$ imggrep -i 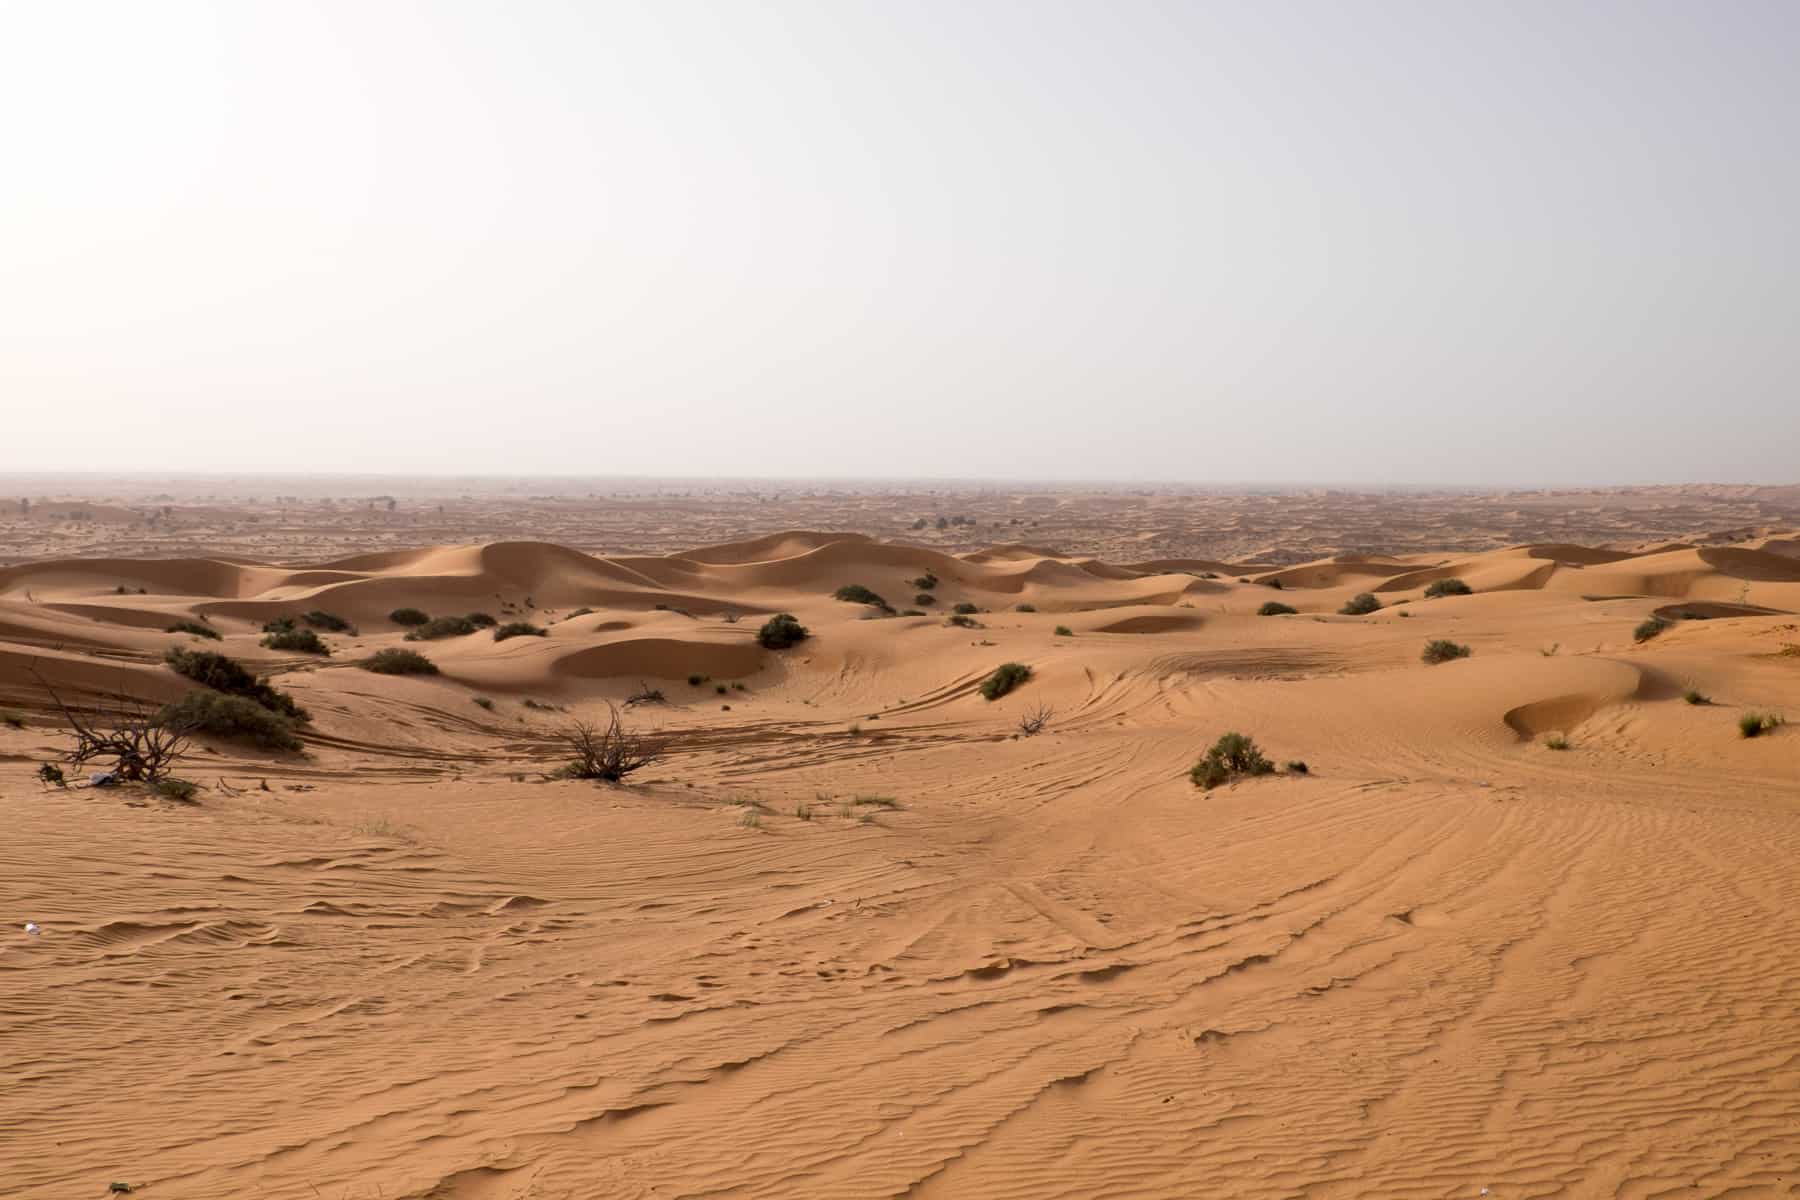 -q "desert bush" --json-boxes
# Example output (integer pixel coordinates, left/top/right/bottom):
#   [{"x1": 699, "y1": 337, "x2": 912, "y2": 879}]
[
  {"x1": 1684, "y1": 689, "x2": 1710, "y2": 706},
  {"x1": 1054, "y1": 625, "x2": 1073, "y2": 637},
  {"x1": 715, "y1": 683, "x2": 728, "y2": 694},
  {"x1": 1015, "y1": 603, "x2": 1036, "y2": 613},
  {"x1": 952, "y1": 602, "x2": 979, "y2": 615},
  {"x1": 363, "y1": 648, "x2": 439, "y2": 675},
  {"x1": 1339, "y1": 593, "x2": 1381, "y2": 616},
  {"x1": 158, "y1": 691, "x2": 301, "y2": 752},
  {"x1": 1424, "y1": 578, "x2": 1472, "y2": 598},
  {"x1": 627, "y1": 681, "x2": 667, "y2": 705},
  {"x1": 1739, "y1": 711, "x2": 1784, "y2": 738},
  {"x1": 1544, "y1": 735, "x2": 1571, "y2": 751},
  {"x1": 1018, "y1": 701, "x2": 1053, "y2": 736},
  {"x1": 472, "y1": 696, "x2": 495, "y2": 710},
  {"x1": 757, "y1": 613, "x2": 808, "y2": 649},
  {"x1": 910, "y1": 573, "x2": 939, "y2": 591},
  {"x1": 914, "y1": 593, "x2": 936, "y2": 606},
  {"x1": 262, "y1": 616, "x2": 296, "y2": 633},
  {"x1": 303, "y1": 610, "x2": 353, "y2": 632},
  {"x1": 493, "y1": 621, "x2": 547, "y2": 641},
  {"x1": 1189, "y1": 732, "x2": 1275, "y2": 790},
  {"x1": 464, "y1": 611, "x2": 498, "y2": 629},
  {"x1": 165, "y1": 648, "x2": 308, "y2": 720},
  {"x1": 37, "y1": 762, "x2": 66, "y2": 787},
  {"x1": 1633, "y1": 617, "x2": 1669, "y2": 643},
  {"x1": 946, "y1": 614, "x2": 979, "y2": 628},
  {"x1": 2, "y1": 709, "x2": 24, "y2": 729},
  {"x1": 559, "y1": 706, "x2": 659, "y2": 781},
  {"x1": 389, "y1": 607, "x2": 430, "y2": 627},
  {"x1": 1258, "y1": 601, "x2": 1297, "y2": 616},
  {"x1": 566, "y1": 607, "x2": 595, "y2": 620},
  {"x1": 979, "y1": 662, "x2": 1032, "y2": 701},
  {"x1": 166, "y1": 619, "x2": 221, "y2": 641},
  {"x1": 406, "y1": 615, "x2": 478, "y2": 641},
  {"x1": 261, "y1": 627, "x2": 330, "y2": 655},
  {"x1": 1421, "y1": 639, "x2": 1471, "y2": 665},
  {"x1": 833, "y1": 584, "x2": 891, "y2": 610},
  {"x1": 901, "y1": 609, "x2": 925, "y2": 616},
  {"x1": 1285, "y1": 760, "x2": 1309, "y2": 775},
  {"x1": 154, "y1": 777, "x2": 199, "y2": 801}
]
